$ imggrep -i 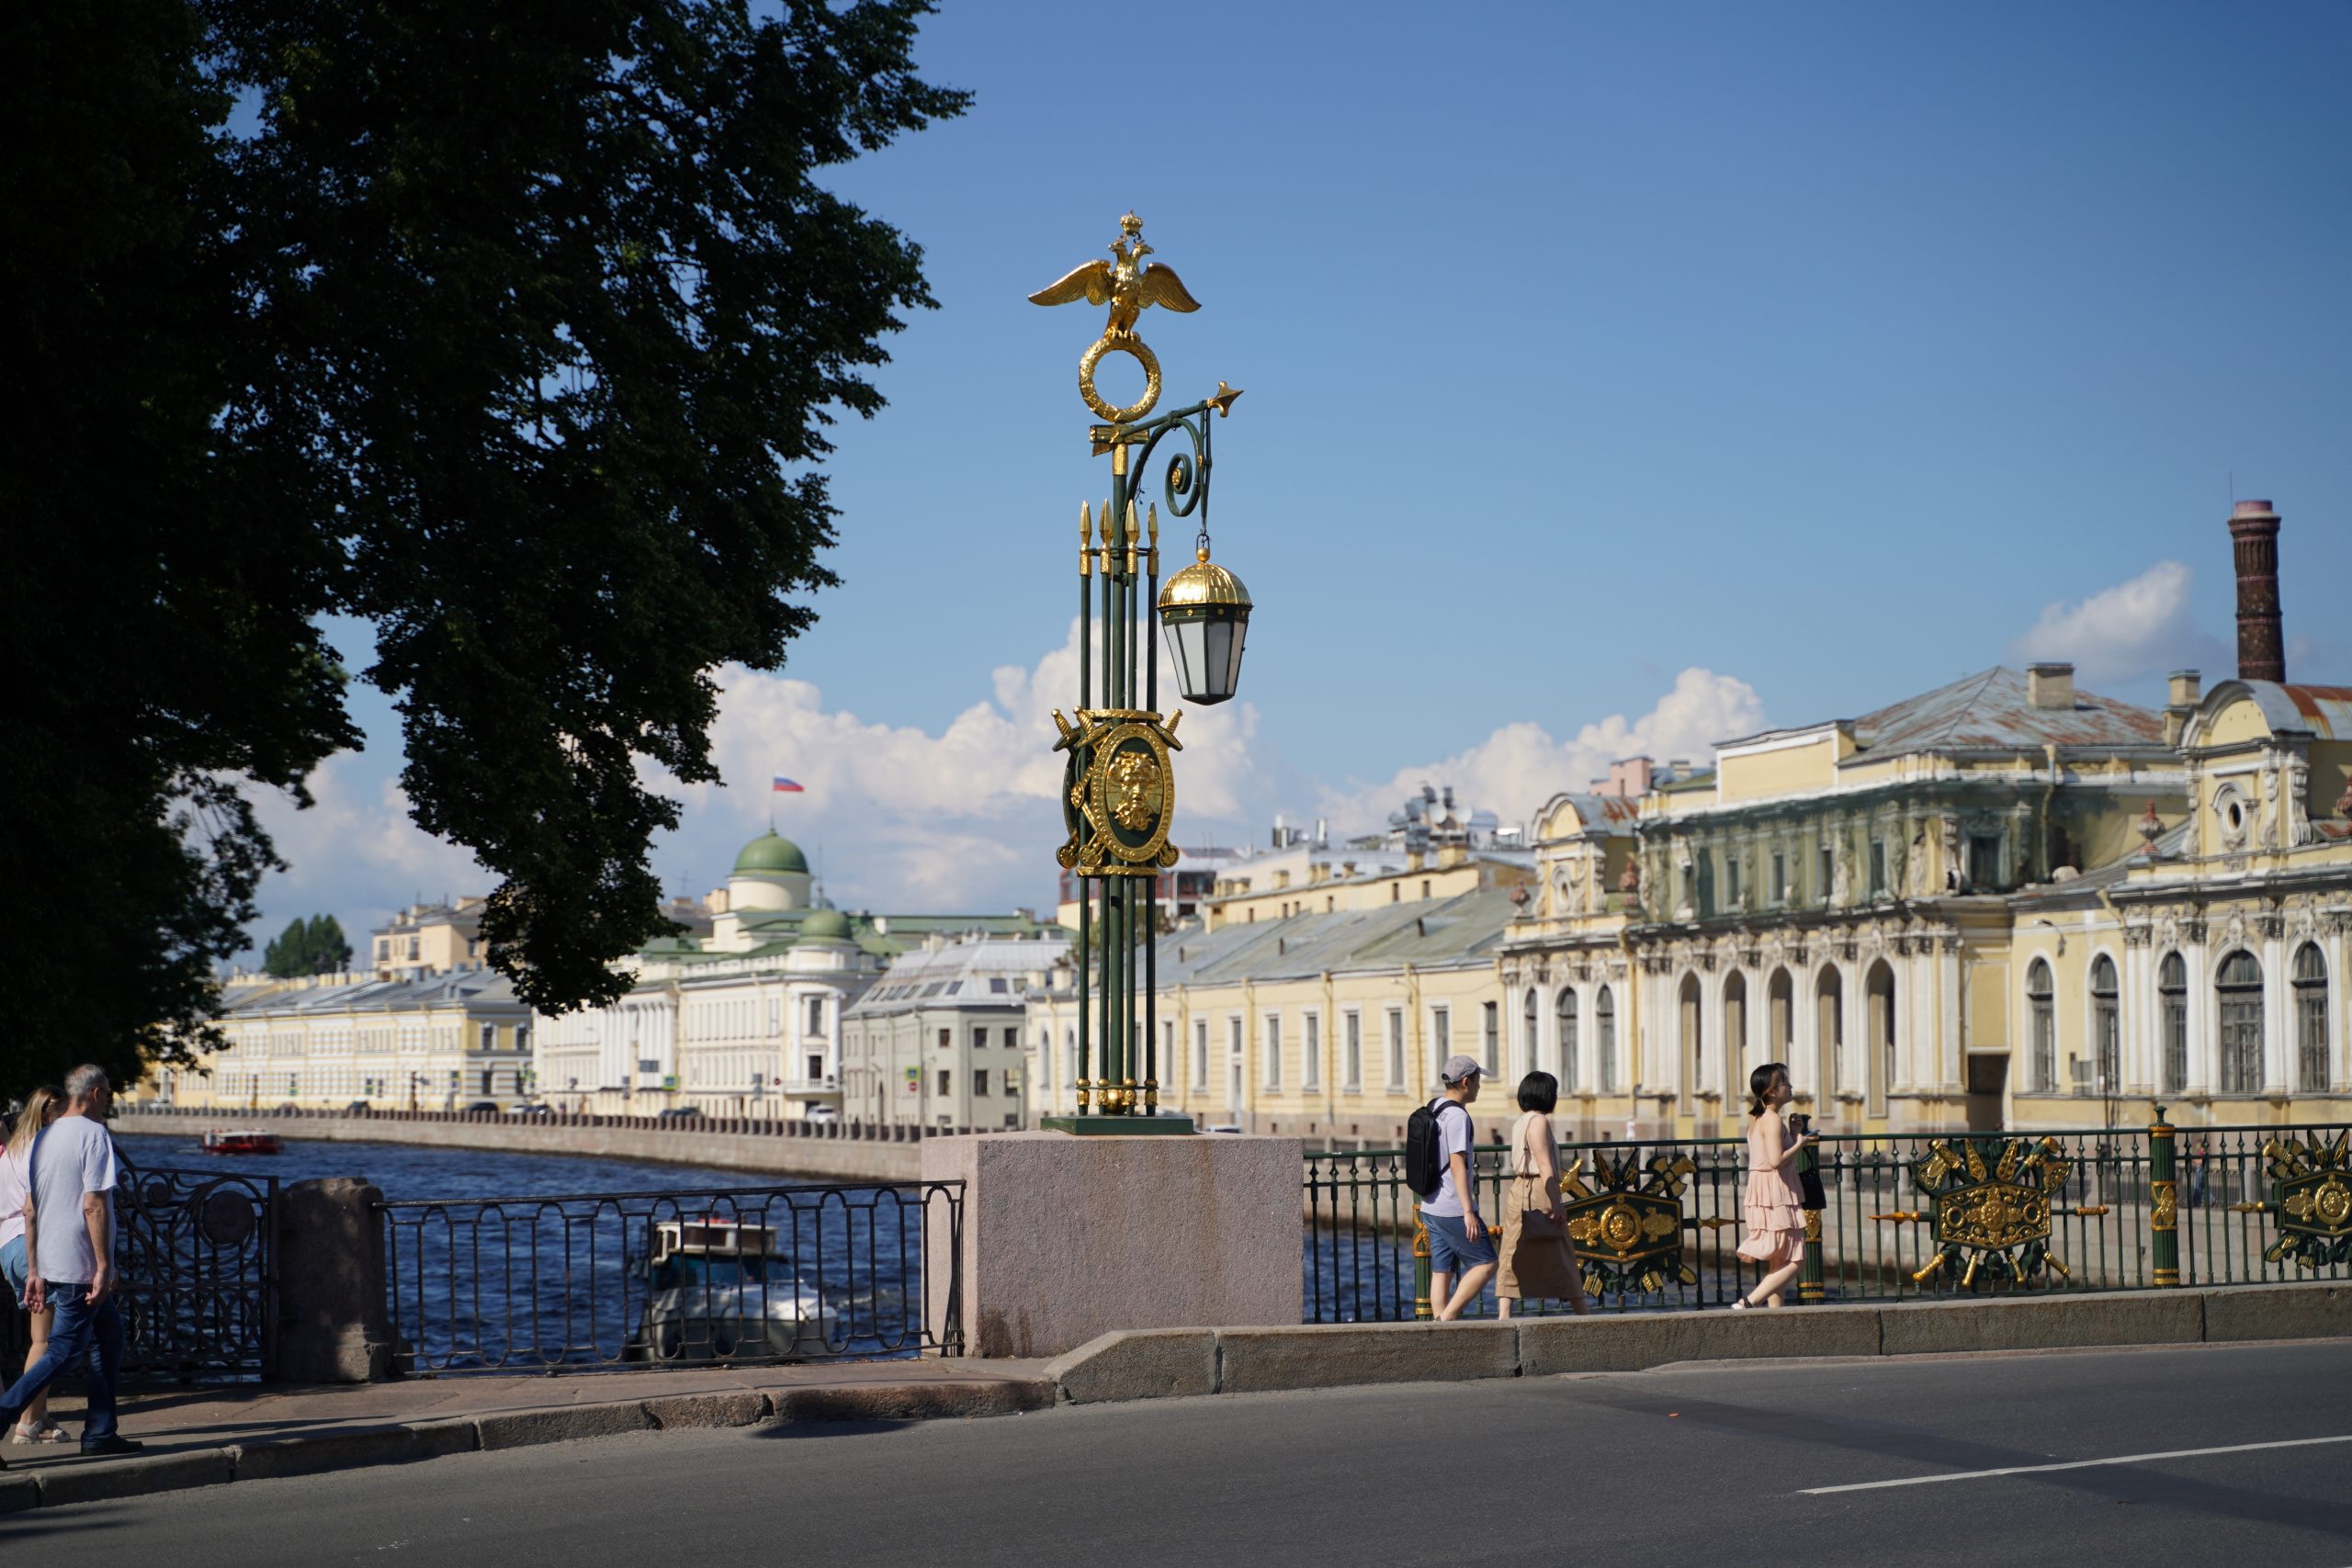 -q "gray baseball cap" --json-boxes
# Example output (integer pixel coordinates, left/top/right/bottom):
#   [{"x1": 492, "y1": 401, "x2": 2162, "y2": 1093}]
[{"x1": 1438, "y1": 1055, "x2": 1486, "y2": 1085}]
